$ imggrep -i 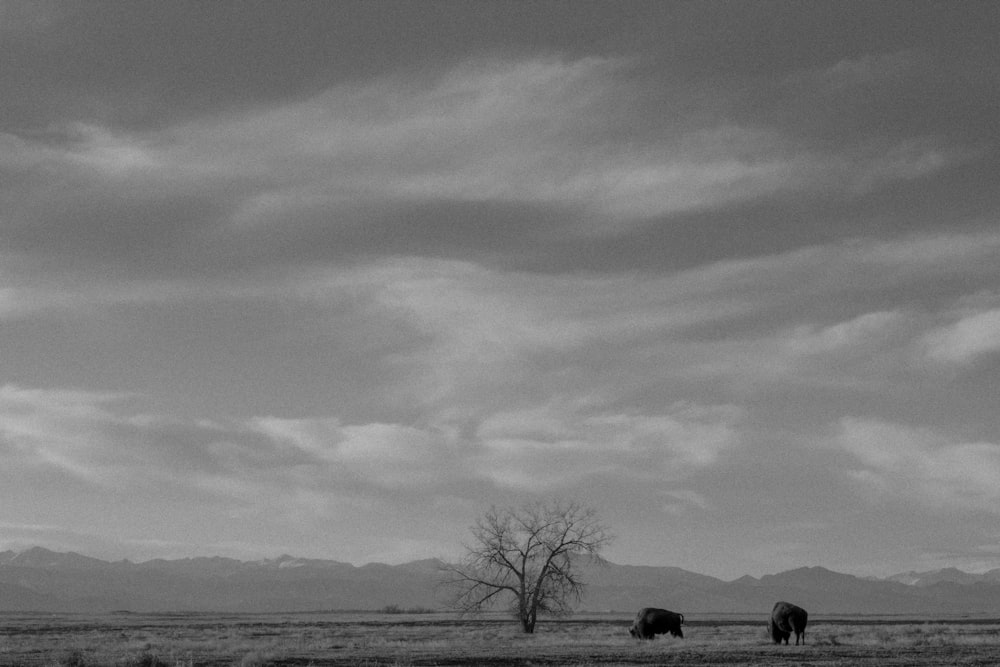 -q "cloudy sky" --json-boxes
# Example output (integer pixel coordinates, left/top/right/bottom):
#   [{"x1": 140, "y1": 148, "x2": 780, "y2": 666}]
[{"x1": 1, "y1": 1, "x2": 999, "y2": 580}]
